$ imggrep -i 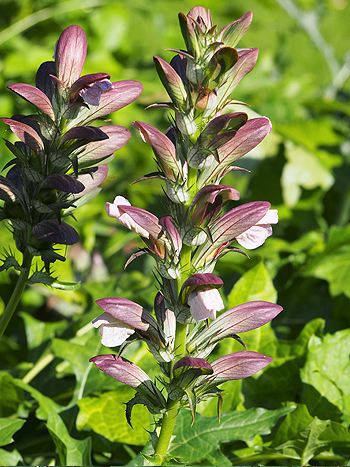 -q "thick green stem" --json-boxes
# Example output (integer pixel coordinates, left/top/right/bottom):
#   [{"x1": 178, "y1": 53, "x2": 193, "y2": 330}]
[
  {"x1": 153, "y1": 242, "x2": 192, "y2": 464},
  {"x1": 0, "y1": 252, "x2": 32, "y2": 338},
  {"x1": 153, "y1": 399, "x2": 179, "y2": 465}
]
